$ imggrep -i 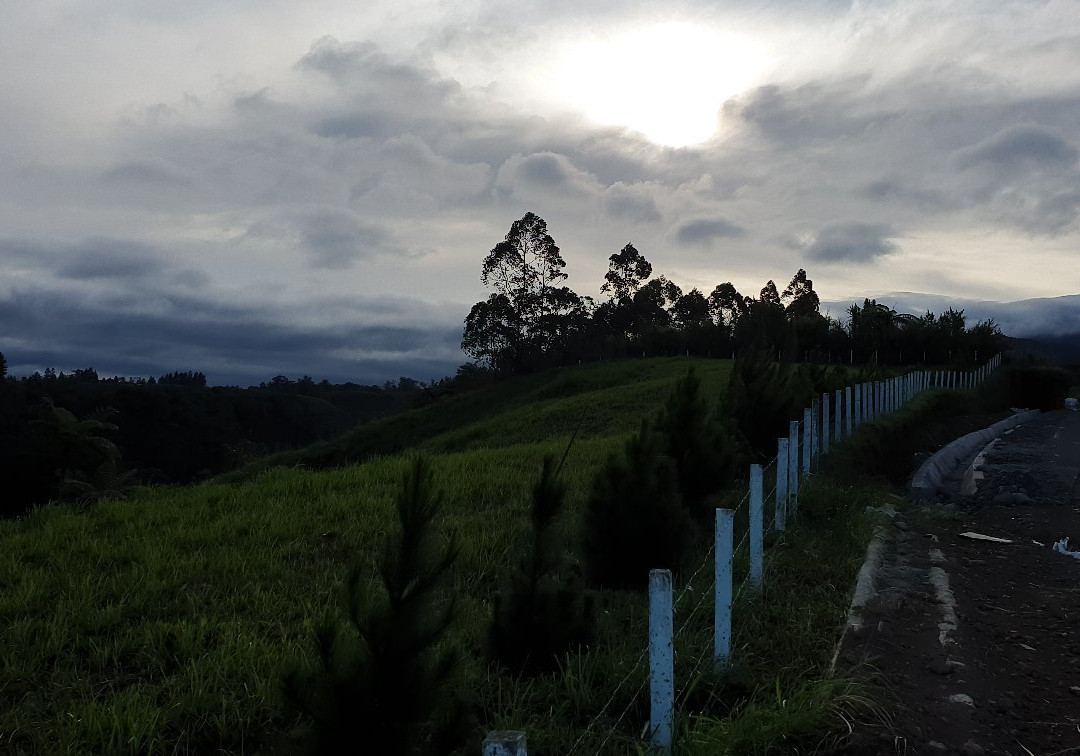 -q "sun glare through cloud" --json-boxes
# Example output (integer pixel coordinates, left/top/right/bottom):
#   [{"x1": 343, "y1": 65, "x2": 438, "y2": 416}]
[{"x1": 548, "y1": 22, "x2": 768, "y2": 147}]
